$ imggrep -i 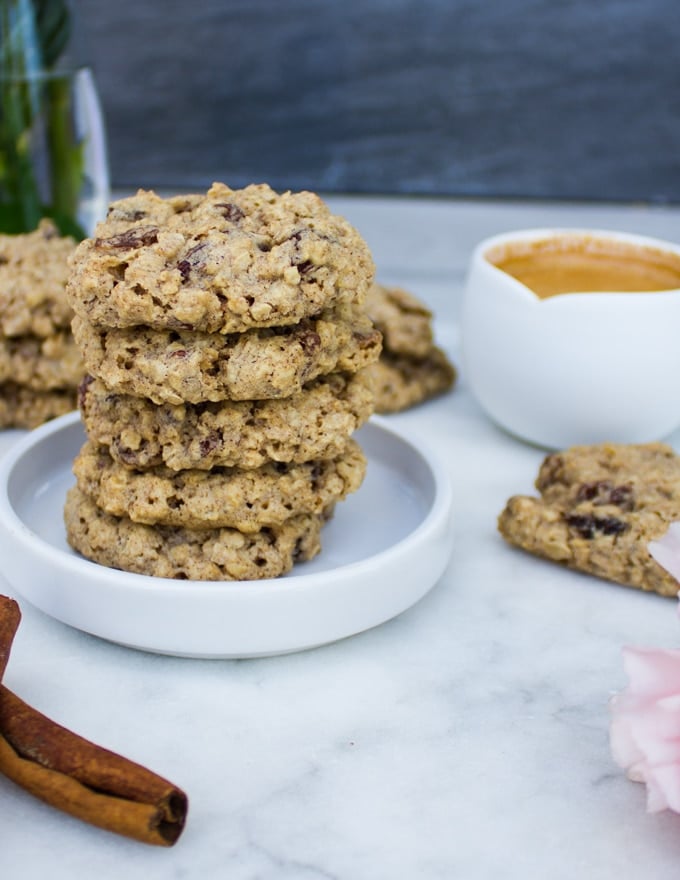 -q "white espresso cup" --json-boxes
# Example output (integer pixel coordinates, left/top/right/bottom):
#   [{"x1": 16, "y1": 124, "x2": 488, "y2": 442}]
[{"x1": 461, "y1": 227, "x2": 680, "y2": 449}]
